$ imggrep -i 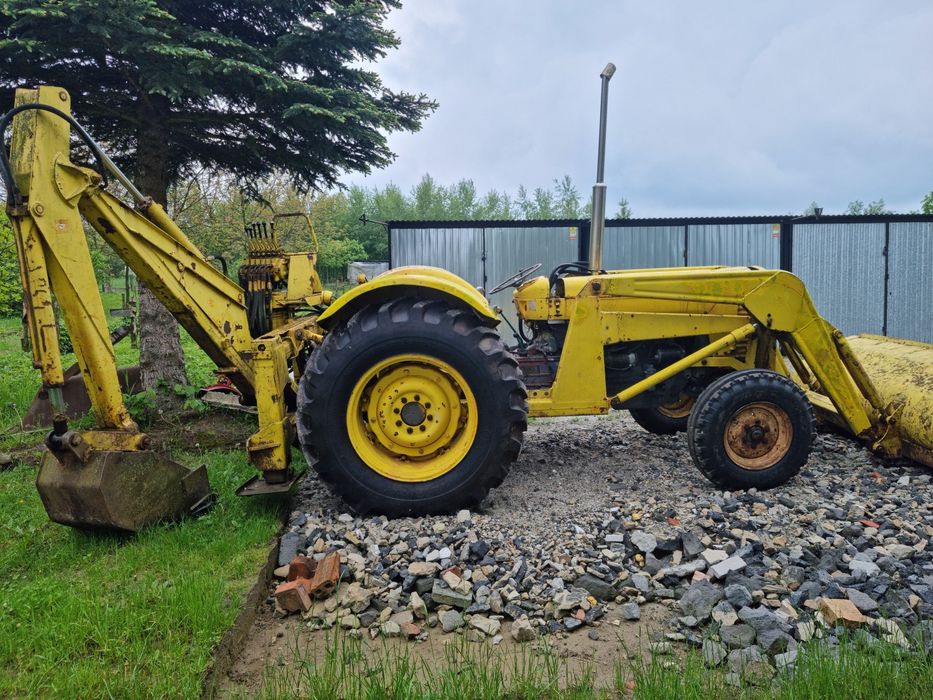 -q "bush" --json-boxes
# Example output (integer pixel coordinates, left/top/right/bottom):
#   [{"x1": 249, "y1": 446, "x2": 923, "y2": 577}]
[{"x1": 0, "y1": 215, "x2": 21, "y2": 317}]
